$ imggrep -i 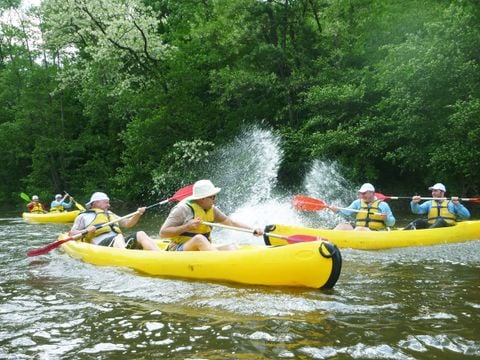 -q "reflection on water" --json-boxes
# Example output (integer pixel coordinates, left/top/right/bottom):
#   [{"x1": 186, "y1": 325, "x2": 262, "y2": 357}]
[{"x1": 1, "y1": 214, "x2": 479, "y2": 359}]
